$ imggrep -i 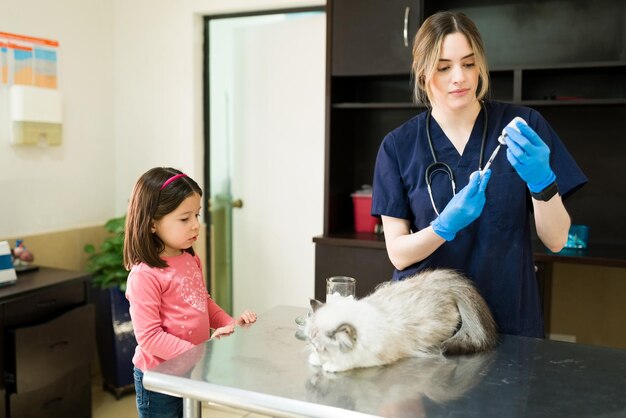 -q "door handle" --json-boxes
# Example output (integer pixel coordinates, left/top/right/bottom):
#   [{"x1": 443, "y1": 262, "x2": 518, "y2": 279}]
[
  {"x1": 403, "y1": 7, "x2": 411, "y2": 47},
  {"x1": 232, "y1": 199, "x2": 243, "y2": 209}
]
